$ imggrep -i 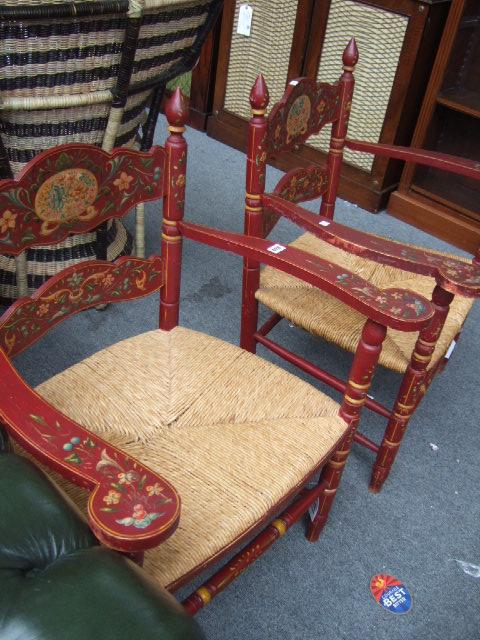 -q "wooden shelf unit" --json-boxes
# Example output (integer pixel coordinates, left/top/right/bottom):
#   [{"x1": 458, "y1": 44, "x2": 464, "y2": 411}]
[
  {"x1": 203, "y1": 0, "x2": 450, "y2": 213},
  {"x1": 389, "y1": 0, "x2": 480, "y2": 252}
]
